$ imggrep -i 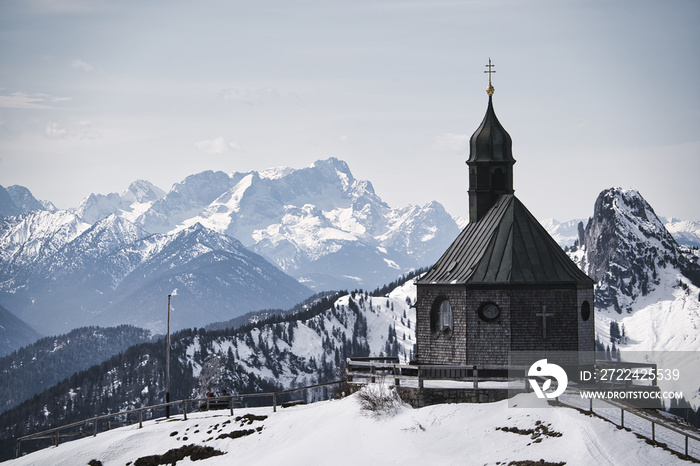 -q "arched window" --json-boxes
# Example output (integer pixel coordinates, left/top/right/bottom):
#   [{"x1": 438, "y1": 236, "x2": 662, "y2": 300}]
[
  {"x1": 491, "y1": 167, "x2": 506, "y2": 191},
  {"x1": 430, "y1": 297, "x2": 453, "y2": 338},
  {"x1": 581, "y1": 301, "x2": 591, "y2": 321}
]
